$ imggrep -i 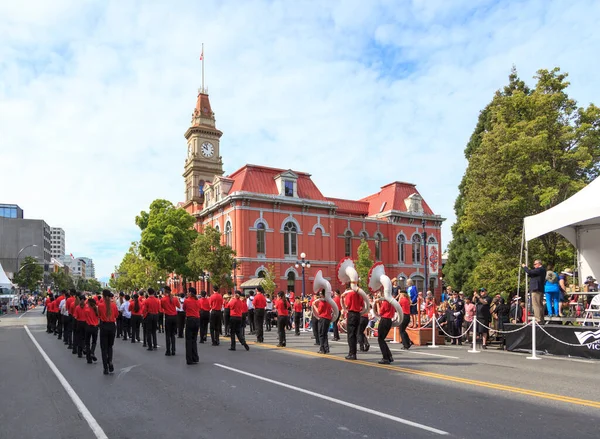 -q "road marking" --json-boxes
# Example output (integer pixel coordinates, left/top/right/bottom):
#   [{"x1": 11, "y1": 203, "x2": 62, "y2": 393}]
[
  {"x1": 329, "y1": 339, "x2": 460, "y2": 359},
  {"x1": 24, "y1": 326, "x2": 109, "y2": 439},
  {"x1": 117, "y1": 364, "x2": 140, "y2": 379},
  {"x1": 18, "y1": 310, "x2": 29, "y2": 319},
  {"x1": 214, "y1": 363, "x2": 449, "y2": 435},
  {"x1": 248, "y1": 342, "x2": 600, "y2": 409}
]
